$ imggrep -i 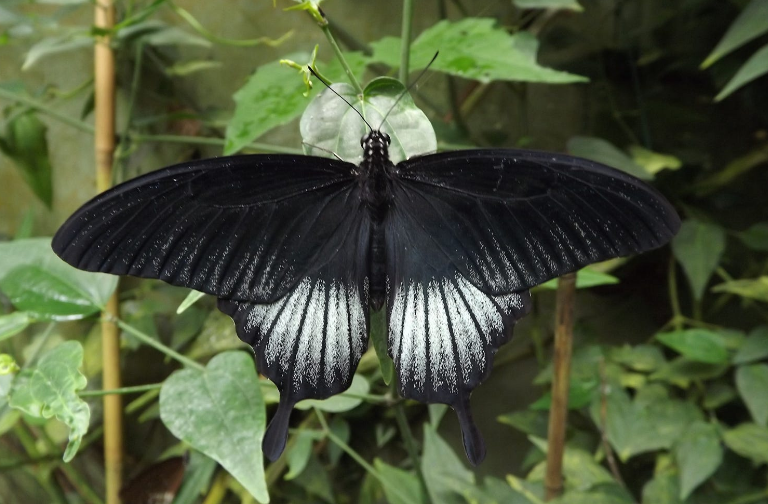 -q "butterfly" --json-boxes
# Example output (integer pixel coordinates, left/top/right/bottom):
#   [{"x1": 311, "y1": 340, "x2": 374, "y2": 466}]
[{"x1": 52, "y1": 85, "x2": 680, "y2": 466}]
